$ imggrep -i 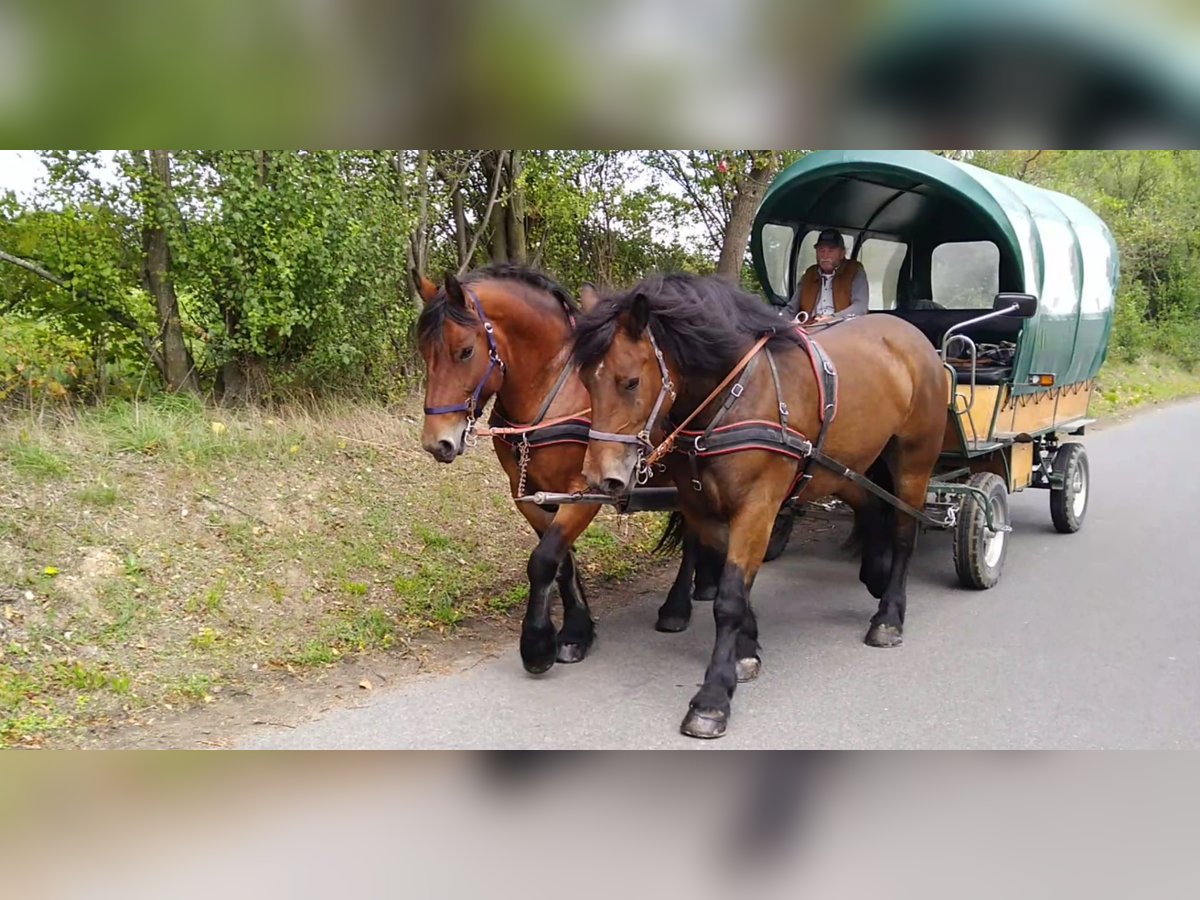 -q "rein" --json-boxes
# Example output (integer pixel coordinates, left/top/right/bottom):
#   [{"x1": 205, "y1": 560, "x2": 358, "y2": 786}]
[{"x1": 477, "y1": 407, "x2": 591, "y2": 439}]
